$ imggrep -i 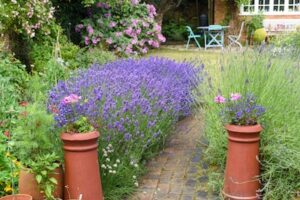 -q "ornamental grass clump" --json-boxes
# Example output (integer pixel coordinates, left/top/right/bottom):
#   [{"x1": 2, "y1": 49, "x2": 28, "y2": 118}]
[
  {"x1": 200, "y1": 48, "x2": 300, "y2": 199},
  {"x1": 48, "y1": 57, "x2": 201, "y2": 199}
]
